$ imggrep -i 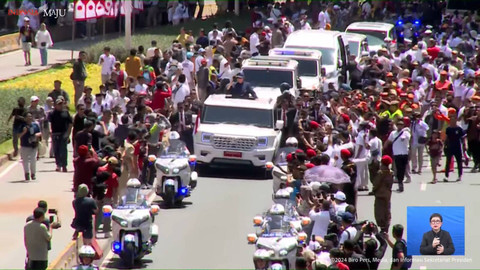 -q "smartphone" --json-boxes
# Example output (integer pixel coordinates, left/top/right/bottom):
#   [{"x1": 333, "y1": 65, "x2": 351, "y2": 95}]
[{"x1": 49, "y1": 215, "x2": 55, "y2": 224}]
